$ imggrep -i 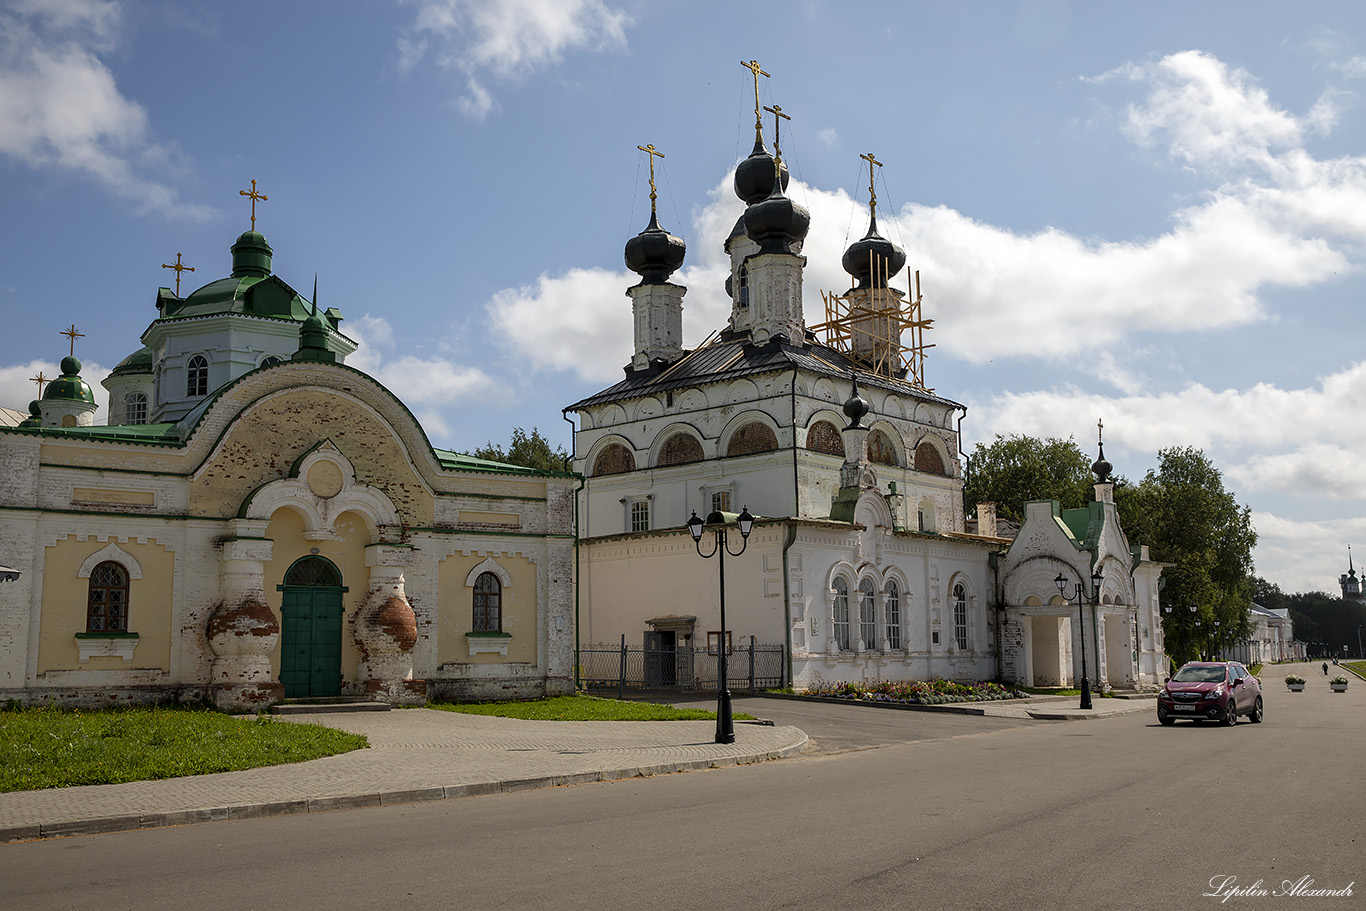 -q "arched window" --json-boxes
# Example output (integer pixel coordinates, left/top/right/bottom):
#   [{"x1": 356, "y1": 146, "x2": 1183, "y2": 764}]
[
  {"x1": 737, "y1": 264, "x2": 749, "y2": 308},
  {"x1": 832, "y1": 577, "x2": 850, "y2": 651},
  {"x1": 260, "y1": 355, "x2": 283, "y2": 368},
  {"x1": 658, "y1": 432, "x2": 704, "y2": 467},
  {"x1": 285, "y1": 556, "x2": 343, "y2": 587},
  {"x1": 592, "y1": 443, "x2": 636, "y2": 476},
  {"x1": 124, "y1": 392, "x2": 147, "y2": 425},
  {"x1": 186, "y1": 355, "x2": 209, "y2": 397},
  {"x1": 87, "y1": 561, "x2": 129, "y2": 632},
  {"x1": 806, "y1": 420, "x2": 844, "y2": 457},
  {"x1": 473, "y1": 572, "x2": 502, "y2": 632},
  {"x1": 885, "y1": 580, "x2": 901, "y2": 650},
  {"x1": 867, "y1": 429, "x2": 899, "y2": 466},
  {"x1": 953, "y1": 582, "x2": 968, "y2": 650},
  {"x1": 914, "y1": 441, "x2": 946, "y2": 475},
  {"x1": 858, "y1": 578, "x2": 877, "y2": 650},
  {"x1": 726, "y1": 421, "x2": 778, "y2": 457}
]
